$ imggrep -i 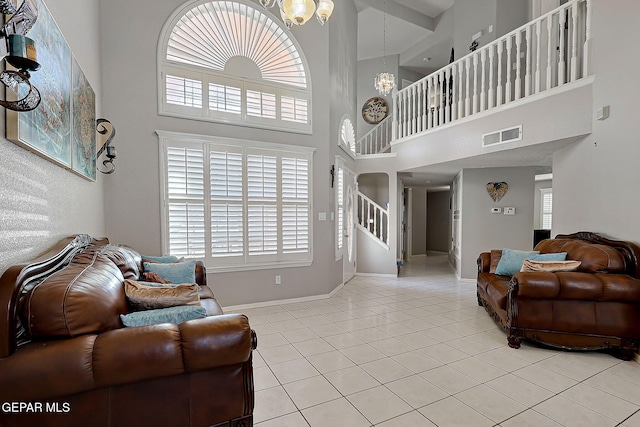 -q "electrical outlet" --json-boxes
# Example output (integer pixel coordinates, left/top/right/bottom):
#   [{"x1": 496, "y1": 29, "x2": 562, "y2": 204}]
[{"x1": 275, "y1": 275, "x2": 281, "y2": 285}]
